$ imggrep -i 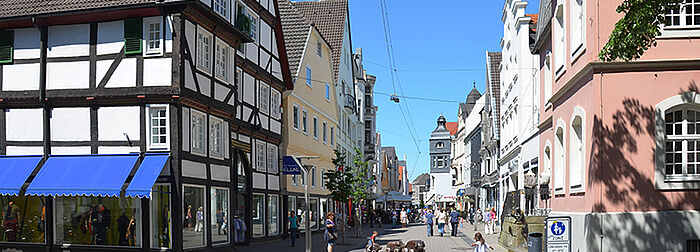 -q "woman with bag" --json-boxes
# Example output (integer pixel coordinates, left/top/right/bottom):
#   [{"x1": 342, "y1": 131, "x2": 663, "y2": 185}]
[{"x1": 324, "y1": 212, "x2": 338, "y2": 252}]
